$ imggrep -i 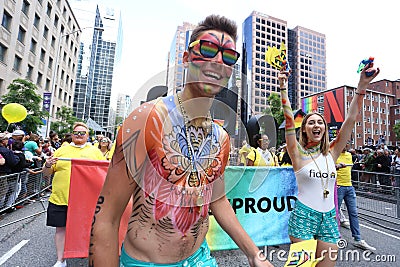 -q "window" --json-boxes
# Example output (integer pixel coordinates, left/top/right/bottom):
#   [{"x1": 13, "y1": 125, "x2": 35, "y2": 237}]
[
  {"x1": 22, "y1": 0, "x2": 30, "y2": 15},
  {"x1": 37, "y1": 72, "x2": 43, "y2": 86},
  {"x1": 46, "y1": 3, "x2": 52, "y2": 17},
  {"x1": 18, "y1": 27, "x2": 26, "y2": 43},
  {"x1": 51, "y1": 36, "x2": 56, "y2": 48},
  {"x1": 45, "y1": 78, "x2": 50, "y2": 91},
  {"x1": 13, "y1": 55, "x2": 22, "y2": 72},
  {"x1": 2, "y1": 11, "x2": 12, "y2": 31},
  {"x1": 40, "y1": 49, "x2": 45, "y2": 62},
  {"x1": 43, "y1": 26, "x2": 49, "y2": 39},
  {"x1": 48, "y1": 57, "x2": 53, "y2": 69},
  {"x1": 27, "y1": 65, "x2": 34, "y2": 79},
  {"x1": 33, "y1": 14, "x2": 40, "y2": 28},
  {"x1": 0, "y1": 43, "x2": 7, "y2": 62},
  {"x1": 30, "y1": 39, "x2": 37, "y2": 54},
  {"x1": 54, "y1": 15, "x2": 59, "y2": 27}
]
